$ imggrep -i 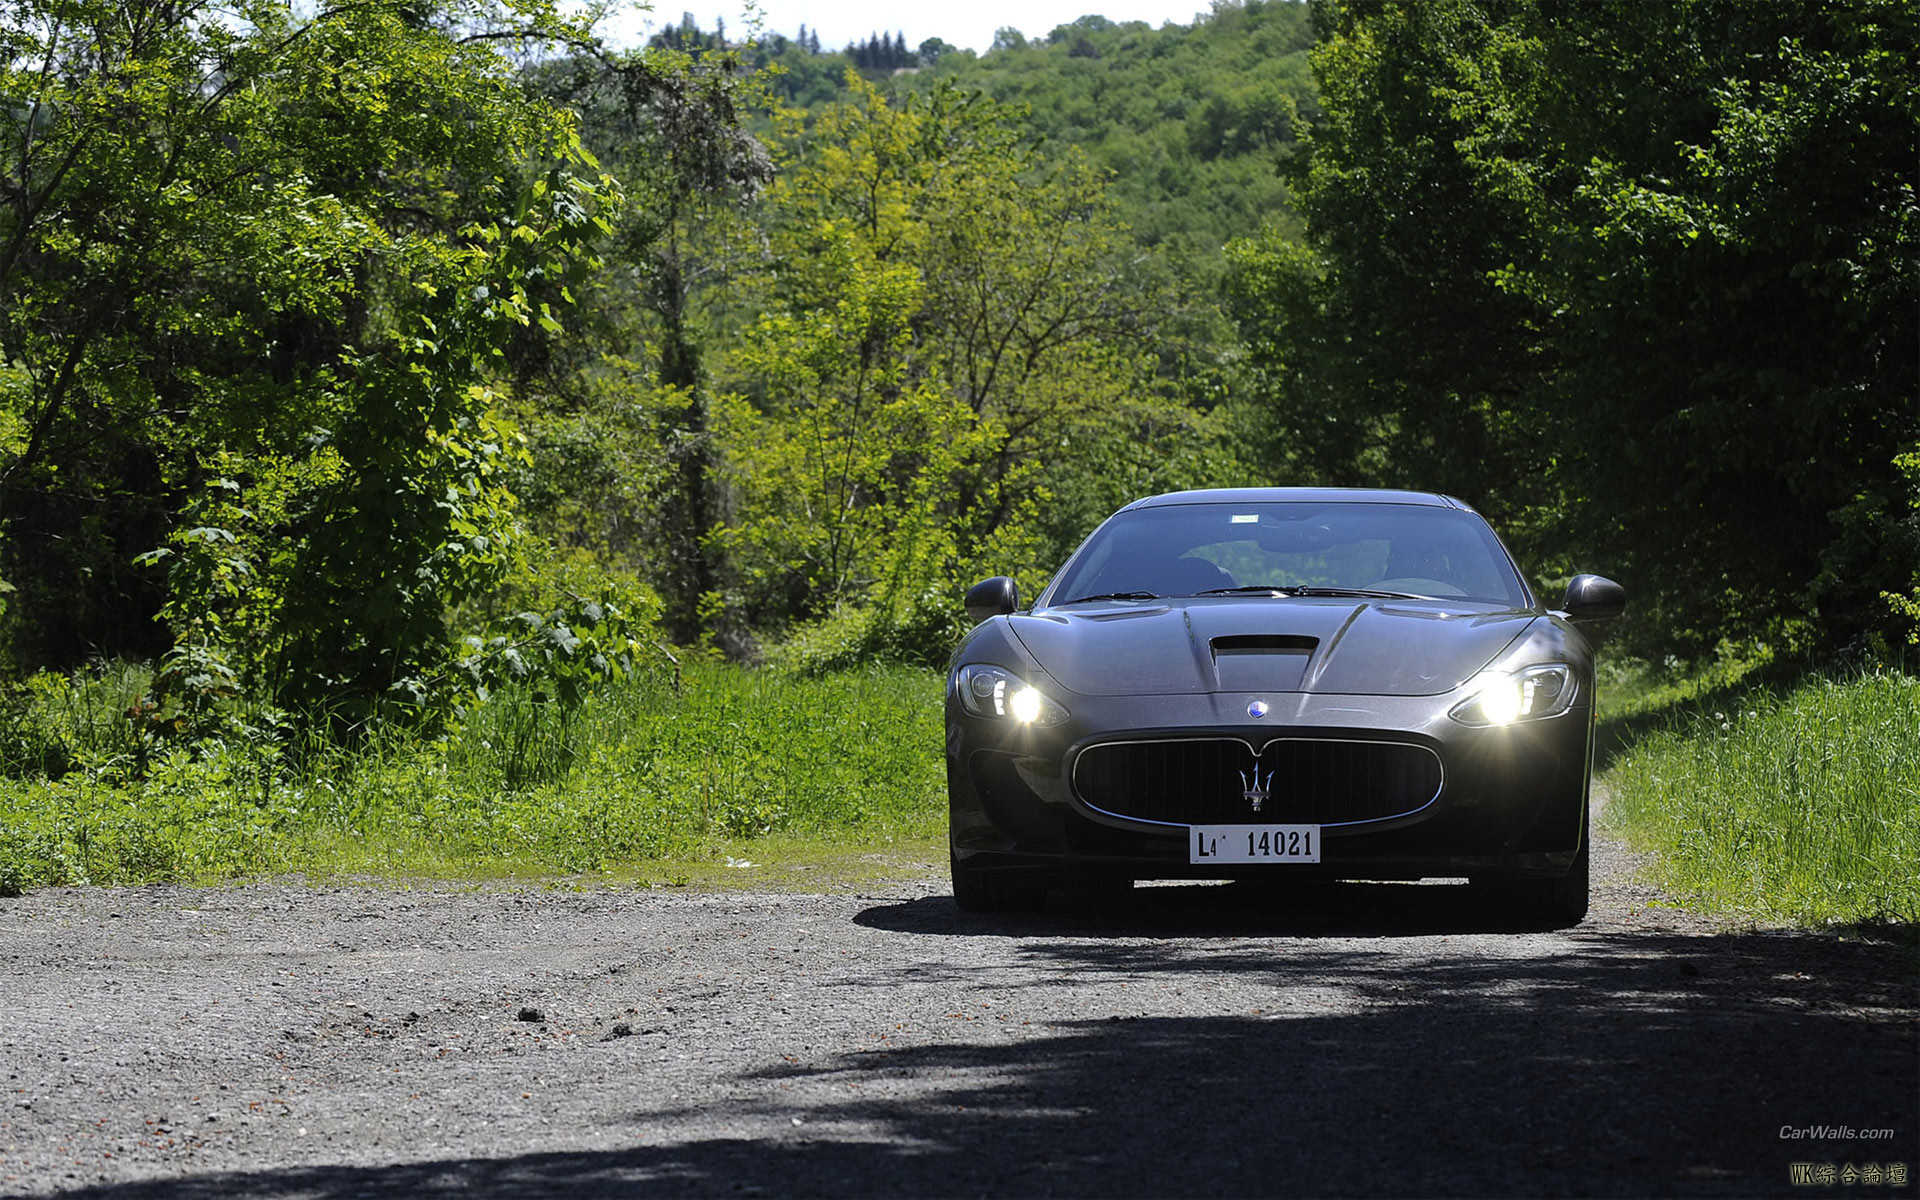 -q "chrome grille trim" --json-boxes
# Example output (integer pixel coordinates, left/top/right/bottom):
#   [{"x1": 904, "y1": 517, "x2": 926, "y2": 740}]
[{"x1": 1069, "y1": 736, "x2": 1445, "y2": 829}]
